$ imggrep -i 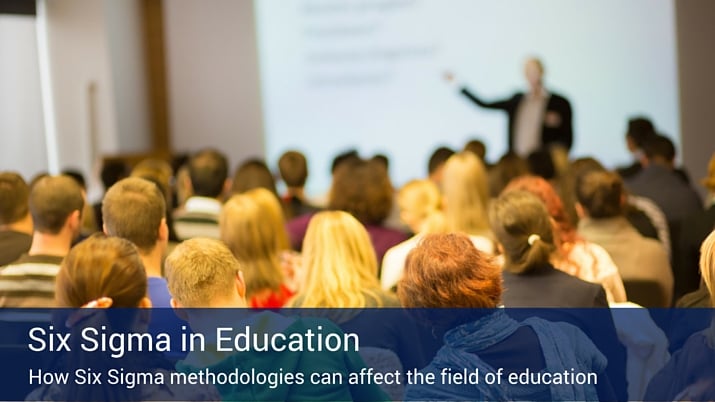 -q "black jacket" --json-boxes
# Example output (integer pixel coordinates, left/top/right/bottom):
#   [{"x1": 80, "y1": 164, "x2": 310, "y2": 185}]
[{"x1": 460, "y1": 88, "x2": 573, "y2": 152}]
